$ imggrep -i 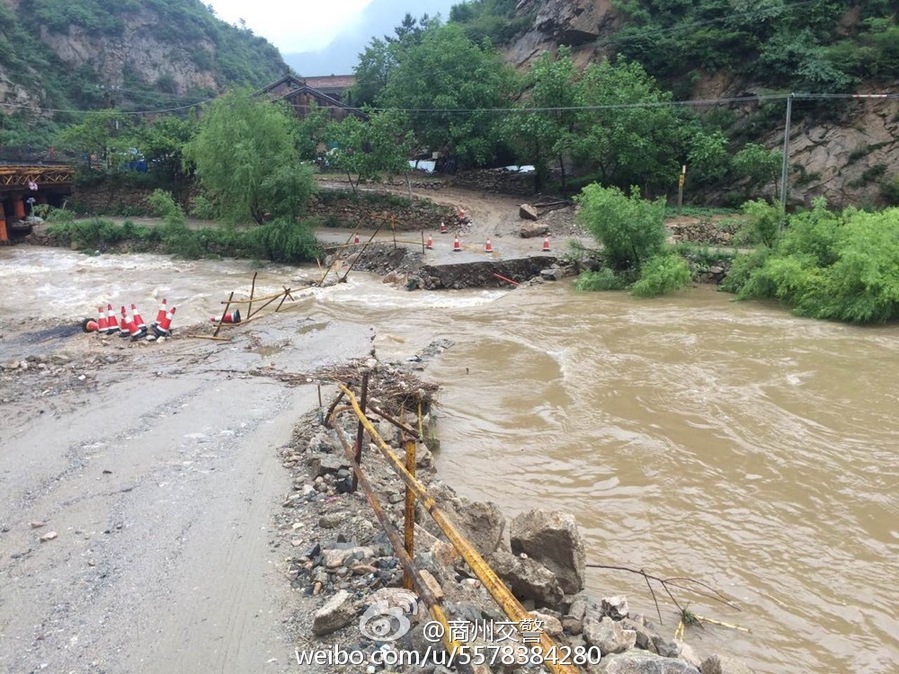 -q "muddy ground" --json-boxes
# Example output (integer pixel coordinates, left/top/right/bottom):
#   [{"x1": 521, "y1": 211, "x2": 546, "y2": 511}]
[{"x1": 0, "y1": 310, "x2": 378, "y2": 673}]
